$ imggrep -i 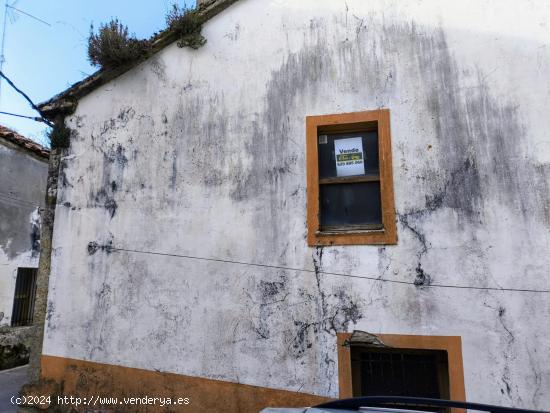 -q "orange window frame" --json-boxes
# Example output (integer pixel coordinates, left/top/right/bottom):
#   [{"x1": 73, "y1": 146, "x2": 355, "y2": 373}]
[
  {"x1": 306, "y1": 109, "x2": 397, "y2": 246},
  {"x1": 337, "y1": 333, "x2": 467, "y2": 413}
]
